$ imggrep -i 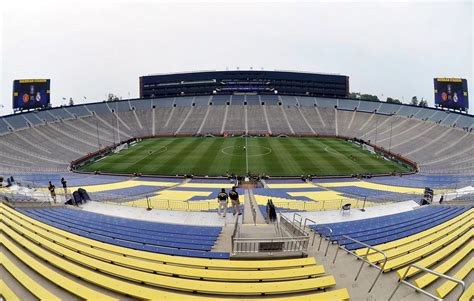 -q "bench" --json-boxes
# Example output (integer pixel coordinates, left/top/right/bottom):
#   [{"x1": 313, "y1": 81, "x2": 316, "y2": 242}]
[
  {"x1": 1, "y1": 203, "x2": 315, "y2": 270},
  {"x1": 356, "y1": 208, "x2": 473, "y2": 257},
  {"x1": 2, "y1": 207, "x2": 326, "y2": 282},
  {"x1": 436, "y1": 257, "x2": 474, "y2": 298},
  {"x1": 366, "y1": 212, "x2": 473, "y2": 263},
  {"x1": 395, "y1": 228, "x2": 473, "y2": 277},
  {"x1": 0, "y1": 206, "x2": 350, "y2": 300},
  {"x1": 0, "y1": 277, "x2": 23, "y2": 301},
  {"x1": 414, "y1": 241, "x2": 472, "y2": 288}
]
